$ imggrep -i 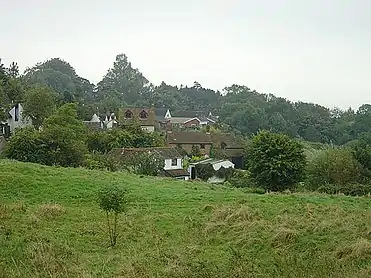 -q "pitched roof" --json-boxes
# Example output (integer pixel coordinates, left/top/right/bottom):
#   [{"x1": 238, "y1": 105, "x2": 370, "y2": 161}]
[
  {"x1": 163, "y1": 169, "x2": 189, "y2": 177},
  {"x1": 166, "y1": 131, "x2": 212, "y2": 144},
  {"x1": 118, "y1": 107, "x2": 156, "y2": 126},
  {"x1": 190, "y1": 158, "x2": 227, "y2": 165},
  {"x1": 172, "y1": 111, "x2": 207, "y2": 118},
  {"x1": 210, "y1": 133, "x2": 243, "y2": 148},
  {"x1": 169, "y1": 117, "x2": 198, "y2": 124},
  {"x1": 199, "y1": 117, "x2": 216, "y2": 123}
]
